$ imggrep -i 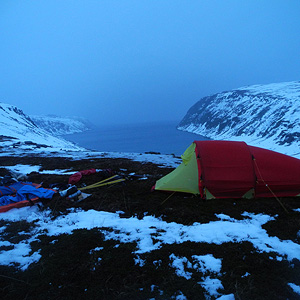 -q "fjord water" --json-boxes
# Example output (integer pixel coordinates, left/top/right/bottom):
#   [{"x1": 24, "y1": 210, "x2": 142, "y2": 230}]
[{"x1": 64, "y1": 121, "x2": 208, "y2": 156}]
